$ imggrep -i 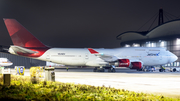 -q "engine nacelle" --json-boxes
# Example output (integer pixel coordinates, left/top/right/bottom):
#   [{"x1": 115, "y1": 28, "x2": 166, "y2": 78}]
[
  {"x1": 114, "y1": 59, "x2": 130, "y2": 67},
  {"x1": 130, "y1": 62, "x2": 143, "y2": 69}
]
